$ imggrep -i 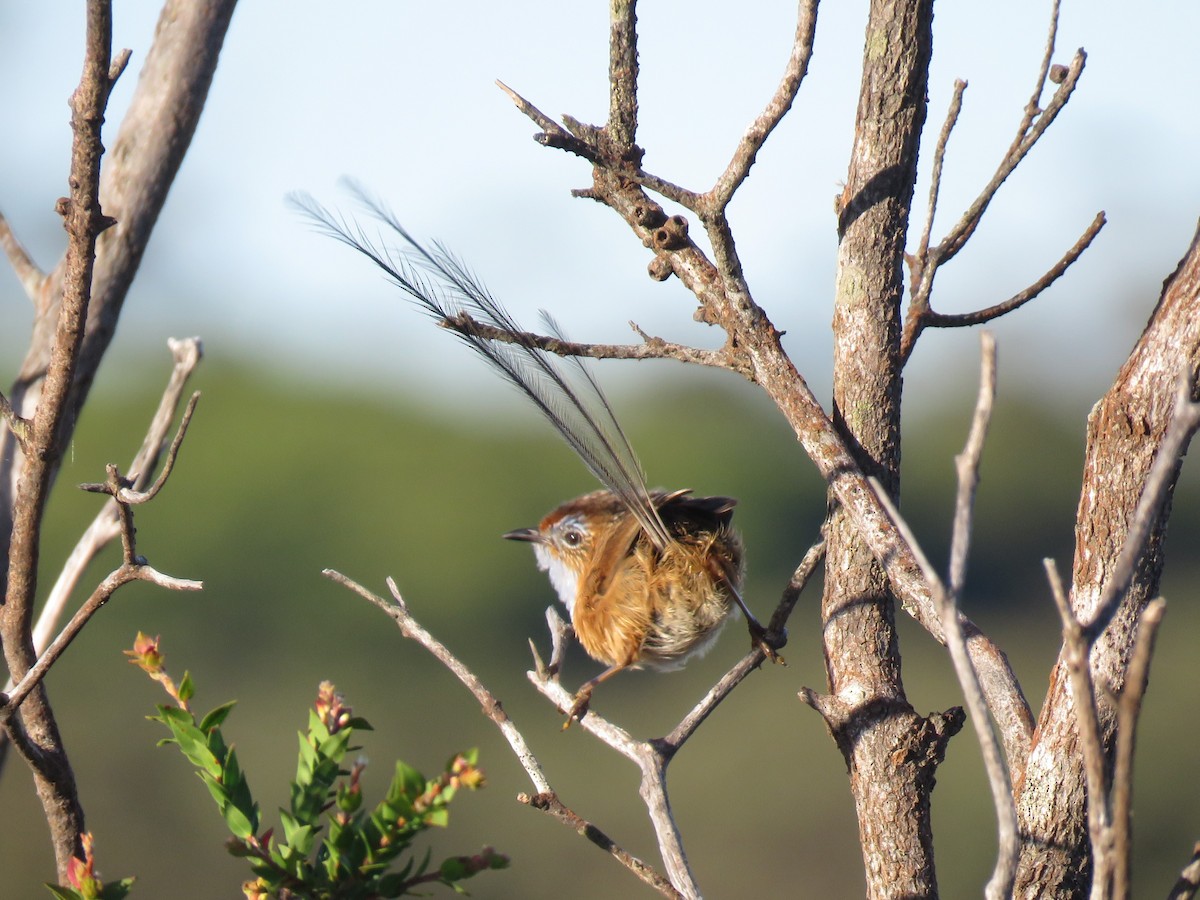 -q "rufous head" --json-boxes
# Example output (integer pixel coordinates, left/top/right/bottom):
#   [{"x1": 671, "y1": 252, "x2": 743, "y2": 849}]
[{"x1": 503, "y1": 491, "x2": 625, "y2": 615}]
